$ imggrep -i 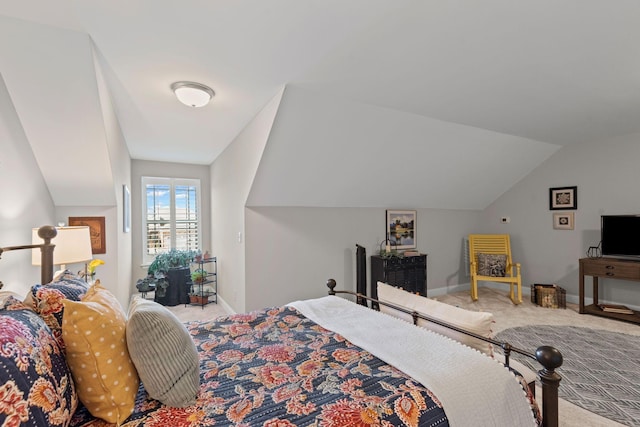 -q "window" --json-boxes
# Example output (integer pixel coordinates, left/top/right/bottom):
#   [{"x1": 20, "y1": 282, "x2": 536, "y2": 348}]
[{"x1": 142, "y1": 177, "x2": 201, "y2": 263}]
